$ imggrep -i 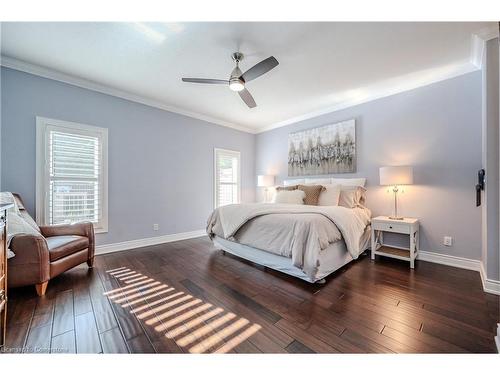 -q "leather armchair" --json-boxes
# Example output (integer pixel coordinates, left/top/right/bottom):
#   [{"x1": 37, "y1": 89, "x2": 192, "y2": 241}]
[{"x1": 7, "y1": 194, "x2": 95, "y2": 296}]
